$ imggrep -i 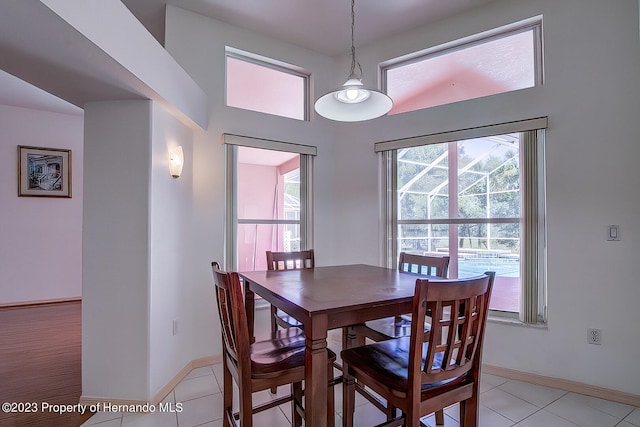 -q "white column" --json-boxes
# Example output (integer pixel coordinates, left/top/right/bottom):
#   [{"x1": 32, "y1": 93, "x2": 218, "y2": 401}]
[{"x1": 82, "y1": 100, "x2": 152, "y2": 401}]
